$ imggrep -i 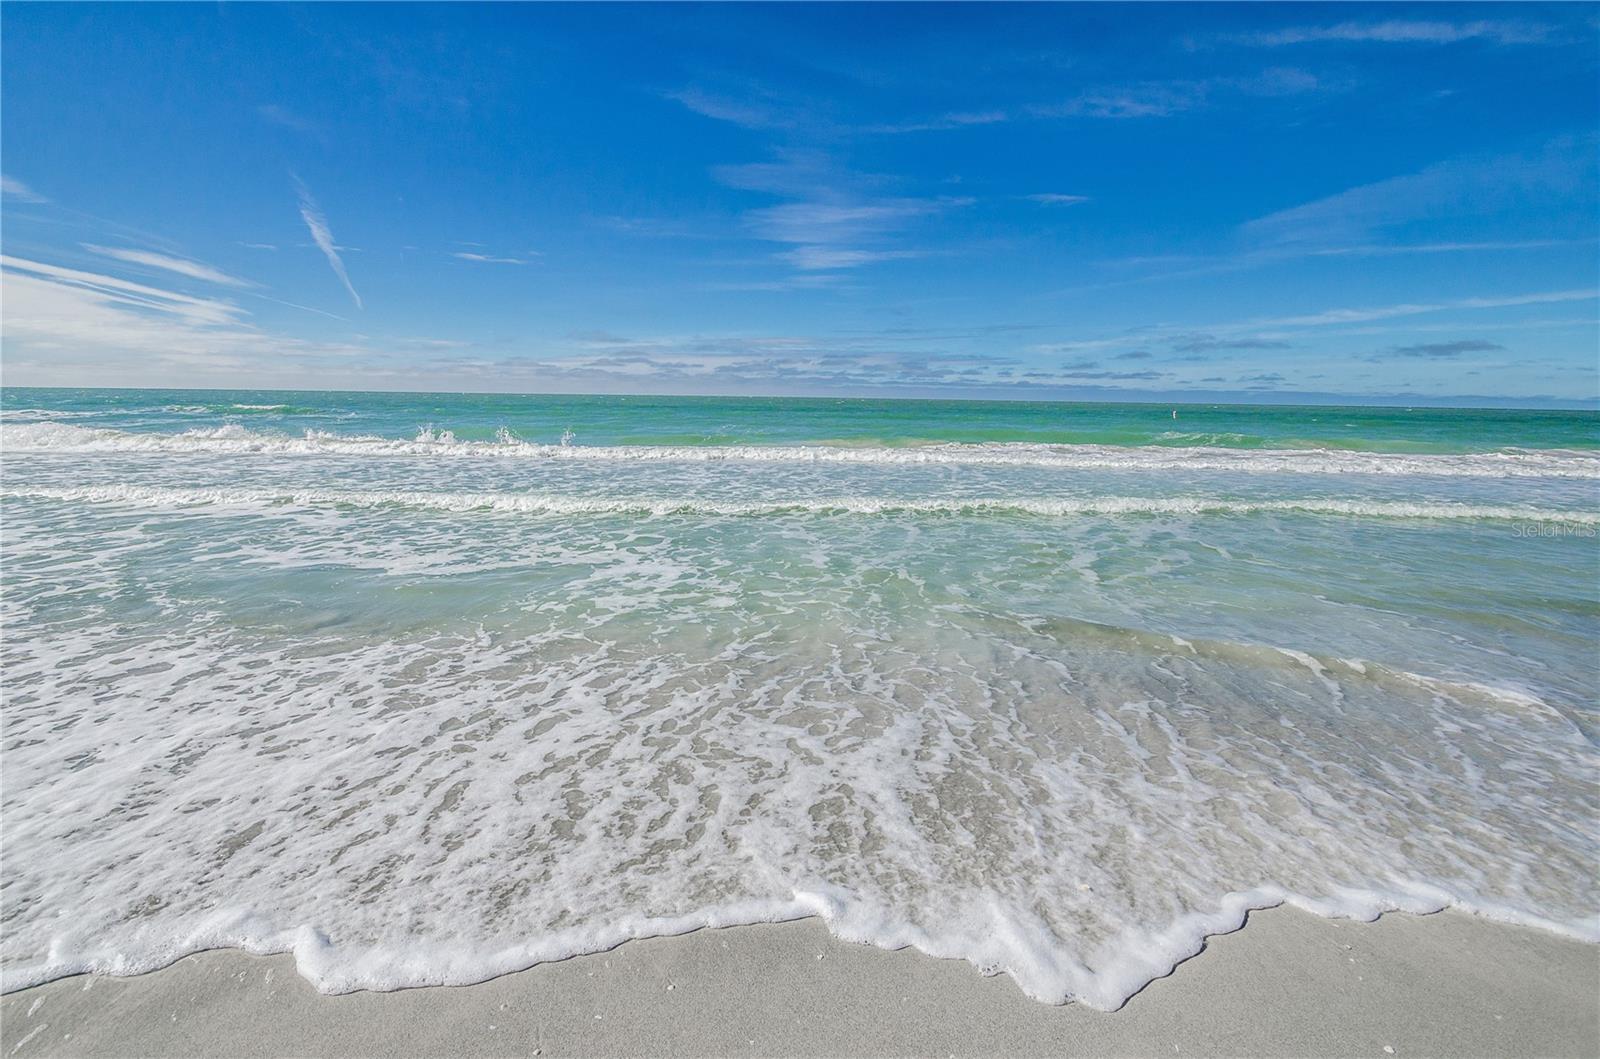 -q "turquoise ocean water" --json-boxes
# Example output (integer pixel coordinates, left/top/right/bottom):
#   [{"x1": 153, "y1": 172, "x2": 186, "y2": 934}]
[{"x1": 3, "y1": 388, "x2": 1597, "y2": 1007}]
